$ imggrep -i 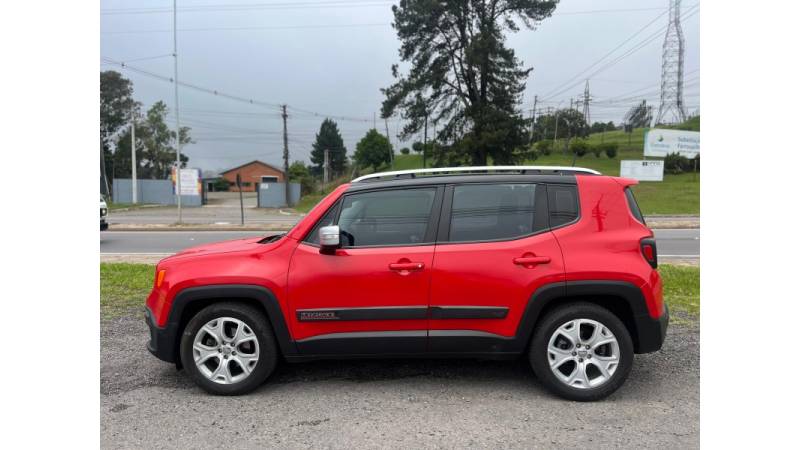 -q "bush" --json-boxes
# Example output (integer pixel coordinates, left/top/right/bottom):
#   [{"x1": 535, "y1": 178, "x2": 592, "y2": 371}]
[
  {"x1": 534, "y1": 139, "x2": 552, "y2": 156},
  {"x1": 400, "y1": 147, "x2": 410, "y2": 155},
  {"x1": 570, "y1": 139, "x2": 589, "y2": 158},
  {"x1": 601, "y1": 142, "x2": 618, "y2": 159},
  {"x1": 212, "y1": 178, "x2": 230, "y2": 191},
  {"x1": 664, "y1": 152, "x2": 691, "y2": 174},
  {"x1": 591, "y1": 144, "x2": 602, "y2": 158}
]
